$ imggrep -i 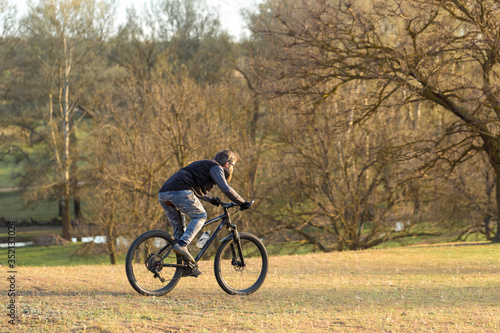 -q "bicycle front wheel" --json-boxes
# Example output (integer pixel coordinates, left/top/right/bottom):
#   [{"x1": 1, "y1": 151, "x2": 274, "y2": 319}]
[
  {"x1": 214, "y1": 232, "x2": 268, "y2": 295},
  {"x1": 125, "y1": 230, "x2": 182, "y2": 296}
]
